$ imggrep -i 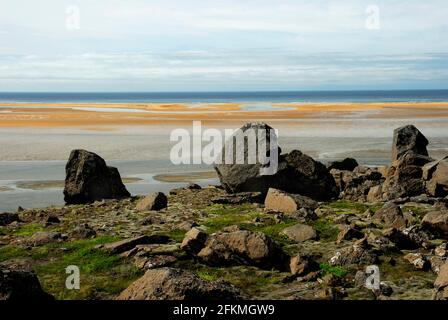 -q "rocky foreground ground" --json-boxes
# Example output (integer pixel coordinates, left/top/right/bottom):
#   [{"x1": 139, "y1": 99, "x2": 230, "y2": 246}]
[{"x1": 1, "y1": 123, "x2": 448, "y2": 300}]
